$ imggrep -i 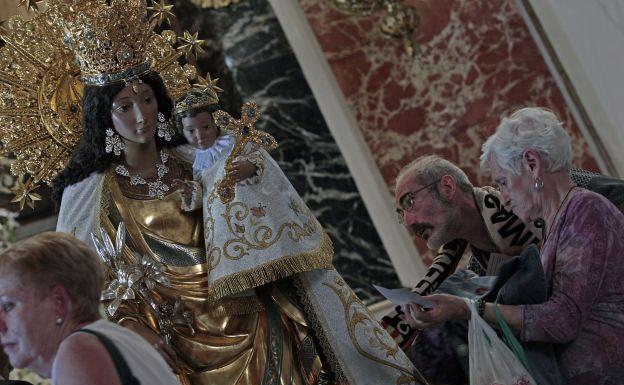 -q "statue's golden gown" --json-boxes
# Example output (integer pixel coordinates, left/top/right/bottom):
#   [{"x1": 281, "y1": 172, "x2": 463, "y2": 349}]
[{"x1": 100, "y1": 160, "x2": 333, "y2": 385}]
